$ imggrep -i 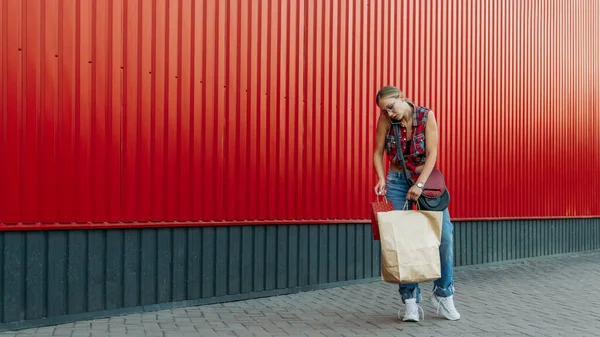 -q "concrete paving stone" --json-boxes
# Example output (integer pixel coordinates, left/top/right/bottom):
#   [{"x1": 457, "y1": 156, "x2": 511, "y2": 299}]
[
  {"x1": 182, "y1": 333, "x2": 204, "y2": 337},
  {"x1": 345, "y1": 329, "x2": 373, "y2": 335},
  {"x1": 193, "y1": 329, "x2": 218, "y2": 336},
  {"x1": 244, "y1": 326, "x2": 267, "y2": 333},
  {"x1": 126, "y1": 328, "x2": 145, "y2": 333},
  {"x1": 173, "y1": 326, "x2": 197, "y2": 333},
  {"x1": 261, "y1": 327, "x2": 287, "y2": 334},
  {"x1": 124, "y1": 319, "x2": 143, "y2": 326},
  {"x1": 376, "y1": 332, "x2": 407, "y2": 337},
  {"x1": 52, "y1": 328, "x2": 78, "y2": 336},
  {"x1": 222, "y1": 323, "x2": 245, "y2": 330},
  {"x1": 228, "y1": 317, "x2": 256, "y2": 324},
  {"x1": 278, "y1": 328, "x2": 309, "y2": 336},
  {"x1": 231, "y1": 331, "x2": 255, "y2": 337},
  {"x1": 140, "y1": 313, "x2": 159, "y2": 320},
  {"x1": 241, "y1": 321, "x2": 267, "y2": 327},
  {"x1": 172, "y1": 317, "x2": 193, "y2": 324},
  {"x1": 156, "y1": 323, "x2": 179, "y2": 331},
  {"x1": 90, "y1": 323, "x2": 110, "y2": 332},
  {"x1": 140, "y1": 323, "x2": 161, "y2": 330},
  {"x1": 143, "y1": 331, "x2": 164, "y2": 337},
  {"x1": 34, "y1": 327, "x2": 55, "y2": 334},
  {"x1": 106, "y1": 327, "x2": 127, "y2": 334}
]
